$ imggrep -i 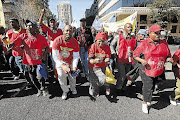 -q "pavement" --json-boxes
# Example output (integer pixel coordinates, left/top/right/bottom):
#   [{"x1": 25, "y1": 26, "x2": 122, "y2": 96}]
[{"x1": 0, "y1": 45, "x2": 180, "y2": 120}]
